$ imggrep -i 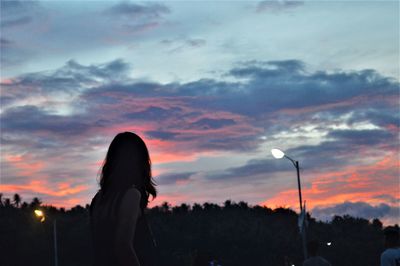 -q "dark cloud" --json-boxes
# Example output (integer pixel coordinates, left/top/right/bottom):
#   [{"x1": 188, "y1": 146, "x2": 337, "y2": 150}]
[
  {"x1": 203, "y1": 128, "x2": 398, "y2": 181},
  {"x1": 104, "y1": 2, "x2": 170, "y2": 34},
  {"x1": 226, "y1": 62, "x2": 397, "y2": 115},
  {"x1": 348, "y1": 109, "x2": 400, "y2": 130},
  {"x1": 229, "y1": 59, "x2": 305, "y2": 78},
  {"x1": 0, "y1": 0, "x2": 38, "y2": 13},
  {"x1": 2, "y1": 58, "x2": 398, "y2": 158},
  {"x1": 160, "y1": 38, "x2": 207, "y2": 53},
  {"x1": 1, "y1": 16, "x2": 32, "y2": 28},
  {"x1": 283, "y1": 127, "x2": 398, "y2": 171},
  {"x1": 256, "y1": 0, "x2": 303, "y2": 13},
  {"x1": 186, "y1": 39, "x2": 206, "y2": 47},
  {"x1": 0, "y1": 1, "x2": 46, "y2": 68},
  {"x1": 124, "y1": 107, "x2": 180, "y2": 121},
  {"x1": 54, "y1": 59, "x2": 130, "y2": 82},
  {"x1": 195, "y1": 134, "x2": 260, "y2": 152},
  {"x1": 327, "y1": 129, "x2": 394, "y2": 145},
  {"x1": 312, "y1": 201, "x2": 399, "y2": 222},
  {"x1": 146, "y1": 130, "x2": 179, "y2": 140},
  {"x1": 0, "y1": 36, "x2": 34, "y2": 68},
  {"x1": 0, "y1": 0, "x2": 41, "y2": 28},
  {"x1": 190, "y1": 118, "x2": 236, "y2": 130},
  {"x1": 1, "y1": 105, "x2": 93, "y2": 136},
  {"x1": 209, "y1": 158, "x2": 293, "y2": 180},
  {"x1": 157, "y1": 172, "x2": 194, "y2": 185},
  {"x1": 285, "y1": 140, "x2": 390, "y2": 173},
  {"x1": 105, "y1": 2, "x2": 170, "y2": 19},
  {"x1": 373, "y1": 194, "x2": 400, "y2": 205},
  {"x1": 205, "y1": 141, "x2": 354, "y2": 181},
  {"x1": 121, "y1": 21, "x2": 160, "y2": 34},
  {"x1": 0, "y1": 38, "x2": 13, "y2": 46},
  {"x1": 78, "y1": 59, "x2": 398, "y2": 121},
  {"x1": 1, "y1": 59, "x2": 130, "y2": 108}
]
